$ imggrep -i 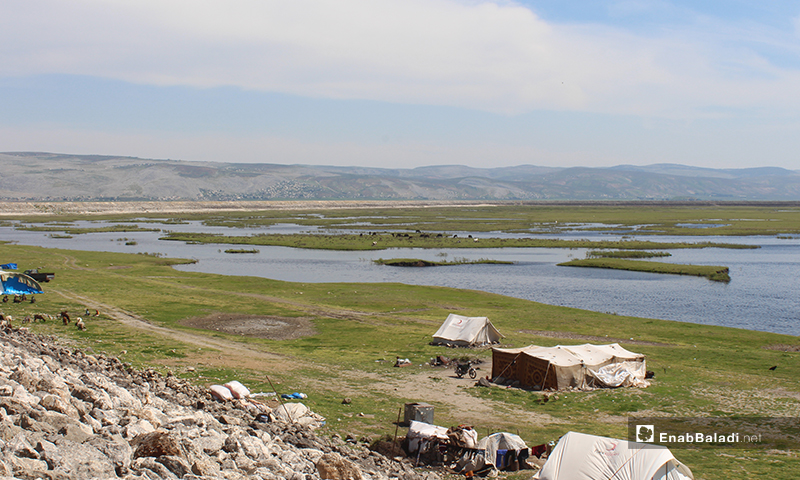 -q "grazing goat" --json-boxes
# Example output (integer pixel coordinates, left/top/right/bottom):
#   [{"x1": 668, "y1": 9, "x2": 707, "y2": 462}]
[
  {"x1": 76, "y1": 318, "x2": 86, "y2": 331},
  {"x1": 60, "y1": 311, "x2": 70, "y2": 325},
  {"x1": 33, "y1": 313, "x2": 48, "y2": 322}
]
